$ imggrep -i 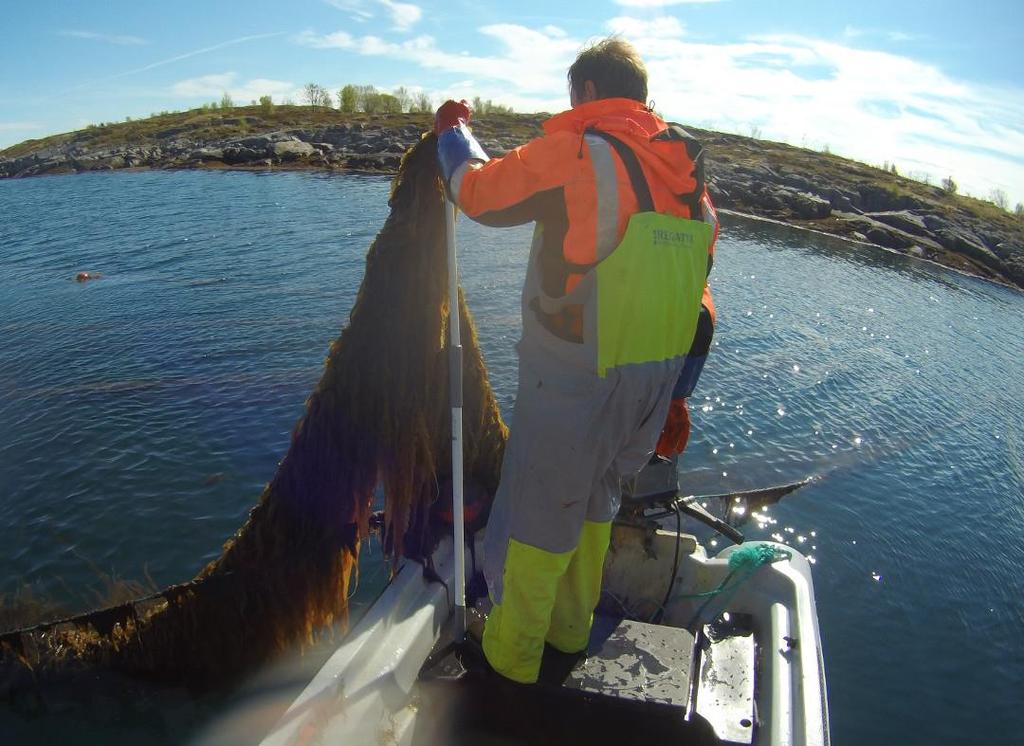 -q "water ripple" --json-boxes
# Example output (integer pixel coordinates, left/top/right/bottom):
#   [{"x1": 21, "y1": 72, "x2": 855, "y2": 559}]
[{"x1": 1, "y1": 173, "x2": 1021, "y2": 745}]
